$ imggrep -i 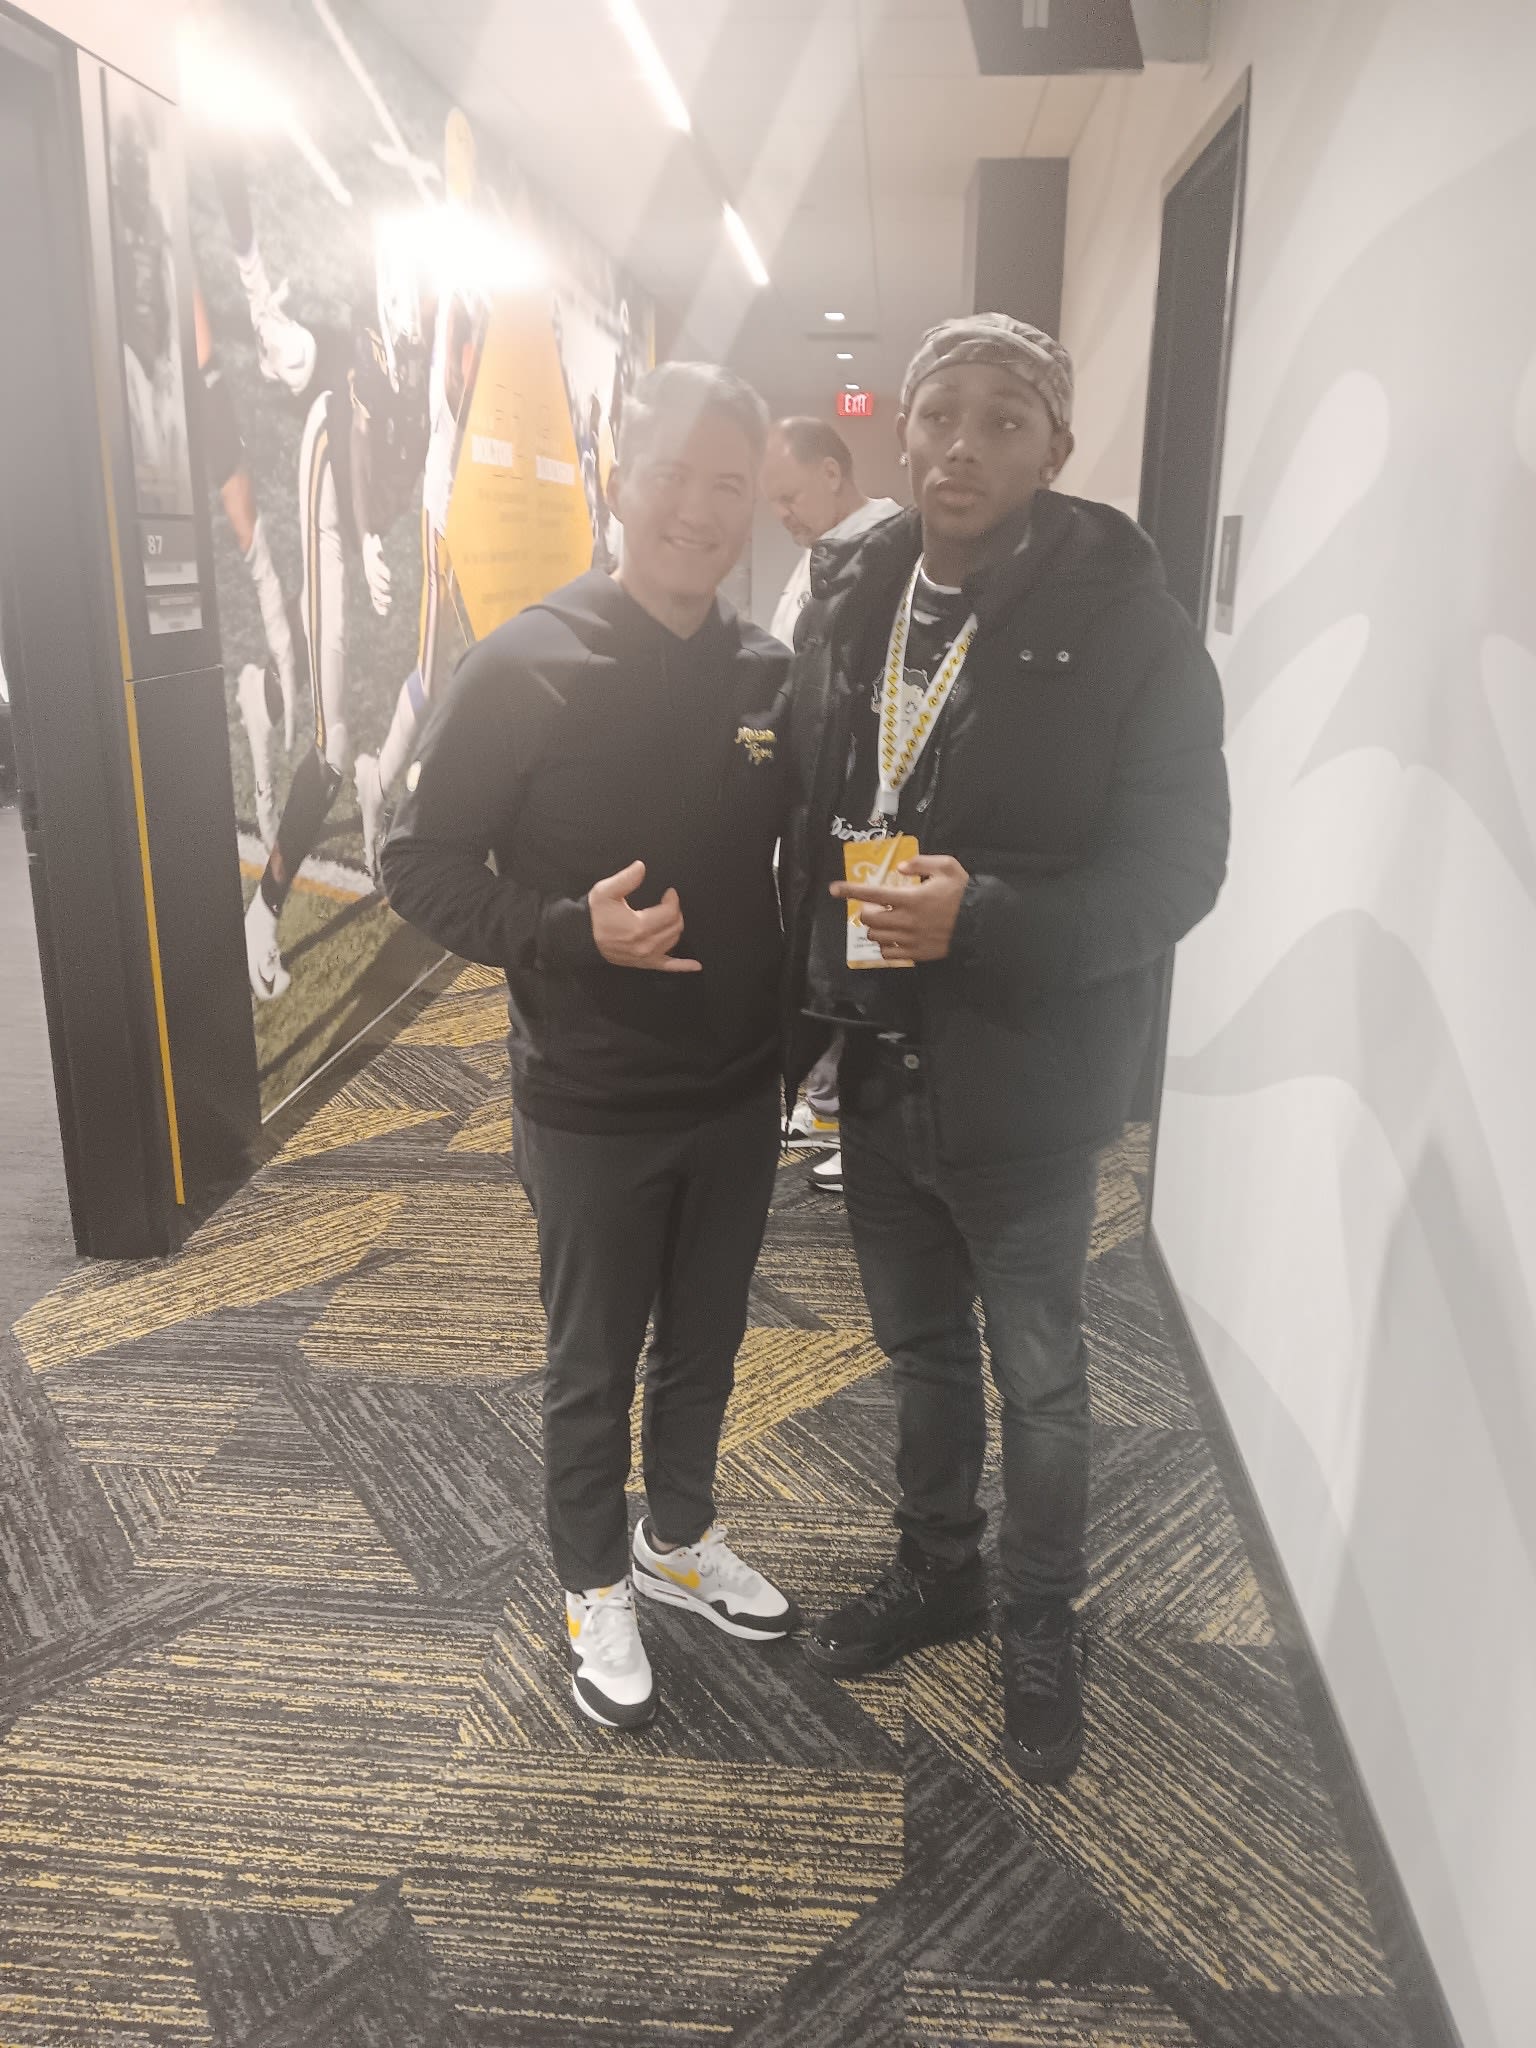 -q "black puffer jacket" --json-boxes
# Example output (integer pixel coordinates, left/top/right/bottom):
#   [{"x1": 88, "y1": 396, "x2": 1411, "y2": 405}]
[{"x1": 781, "y1": 493, "x2": 1230, "y2": 1165}]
